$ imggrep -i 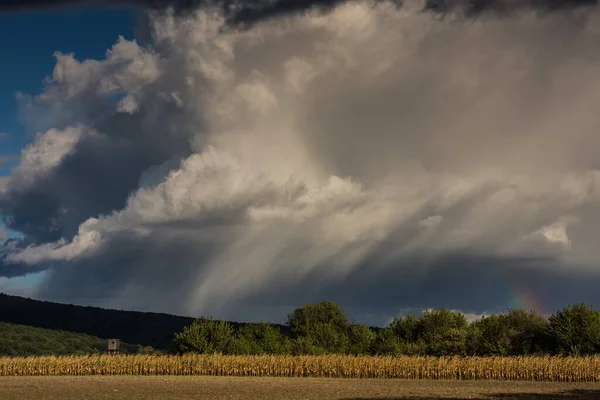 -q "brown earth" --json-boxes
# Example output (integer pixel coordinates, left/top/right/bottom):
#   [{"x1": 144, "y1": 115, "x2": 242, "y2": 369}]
[{"x1": 1, "y1": 377, "x2": 599, "y2": 400}]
